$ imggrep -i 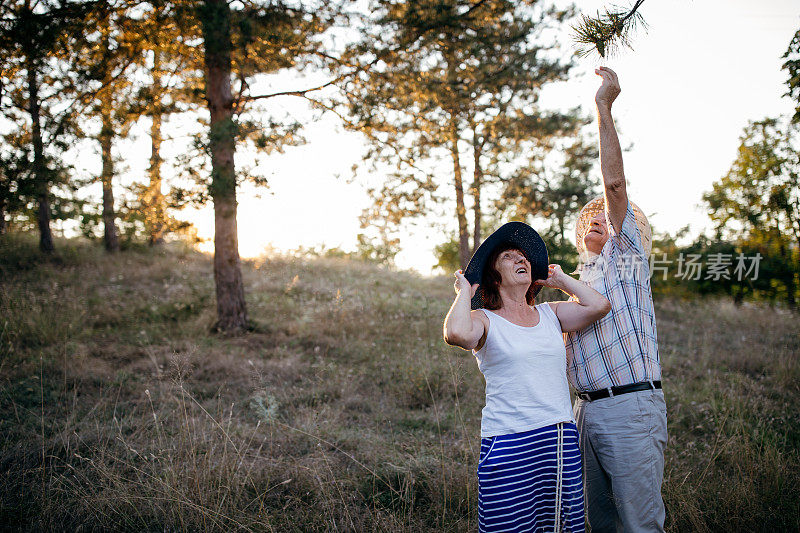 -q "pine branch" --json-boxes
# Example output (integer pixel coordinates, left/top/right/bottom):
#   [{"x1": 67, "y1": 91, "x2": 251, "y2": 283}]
[
  {"x1": 239, "y1": 73, "x2": 348, "y2": 103},
  {"x1": 240, "y1": 8, "x2": 450, "y2": 108},
  {"x1": 571, "y1": 0, "x2": 647, "y2": 58}
]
